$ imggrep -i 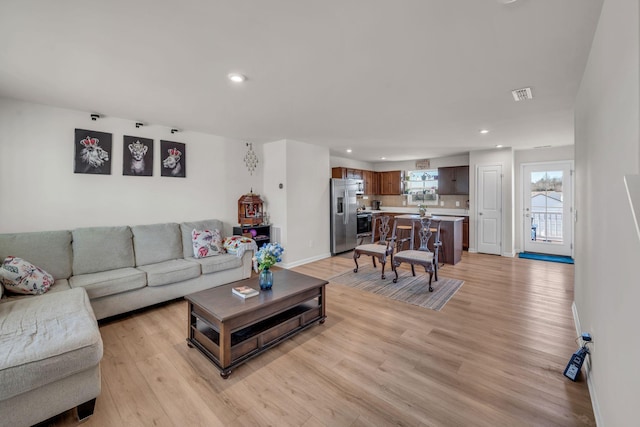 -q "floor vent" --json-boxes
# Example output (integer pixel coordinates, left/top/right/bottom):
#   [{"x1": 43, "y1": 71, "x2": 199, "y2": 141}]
[{"x1": 512, "y1": 87, "x2": 533, "y2": 101}]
